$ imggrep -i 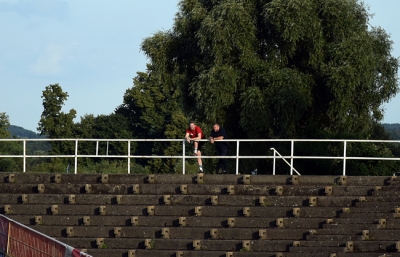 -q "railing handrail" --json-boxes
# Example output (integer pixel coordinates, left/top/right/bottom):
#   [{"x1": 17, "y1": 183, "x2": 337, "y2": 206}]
[{"x1": 1, "y1": 138, "x2": 400, "y2": 175}]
